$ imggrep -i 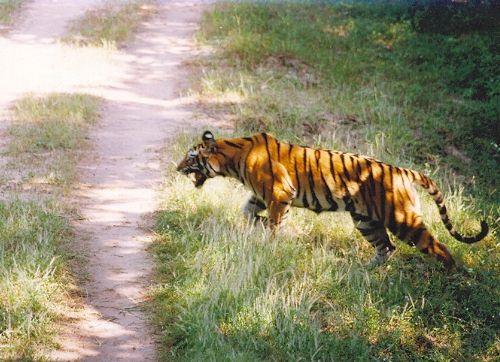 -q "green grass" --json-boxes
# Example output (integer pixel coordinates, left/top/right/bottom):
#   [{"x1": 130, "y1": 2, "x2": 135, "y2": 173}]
[
  {"x1": 63, "y1": 0, "x2": 156, "y2": 47},
  {"x1": 8, "y1": 93, "x2": 100, "y2": 189},
  {"x1": 0, "y1": 0, "x2": 22, "y2": 25},
  {"x1": 152, "y1": 2, "x2": 499, "y2": 361},
  {"x1": 0, "y1": 199, "x2": 72, "y2": 359},
  {"x1": 0, "y1": 93, "x2": 100, "y2": 359}
]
